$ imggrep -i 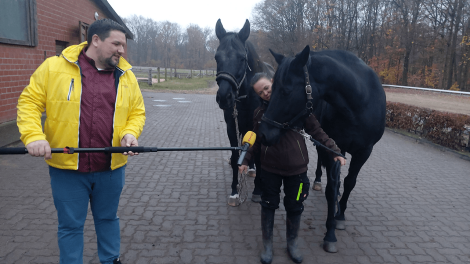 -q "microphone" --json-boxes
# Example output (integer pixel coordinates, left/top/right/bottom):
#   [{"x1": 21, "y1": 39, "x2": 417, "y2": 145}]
[{"x1": 237, "y1": 131, "x2": 256, "y2": 166}]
